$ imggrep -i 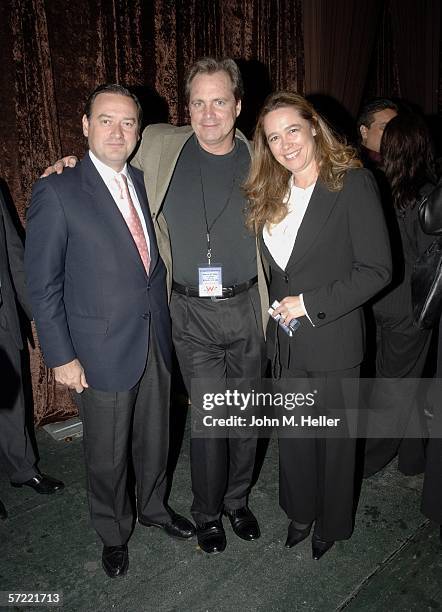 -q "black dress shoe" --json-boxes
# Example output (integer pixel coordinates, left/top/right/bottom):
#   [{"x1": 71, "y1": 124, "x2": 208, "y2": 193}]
[
  {"x1": 312, "y1": 534, "x2": 335, "y2": 560},
  {"x1": 102, "y1": 544, "x2": 128, "y2": 578},
  {"x1": 0, "y1": 499, "x2": 7, "y2": 520},
  {"x1": 285, "y1": 521, "x2": 312, "y2": 548},
  {"x1": 11, "y1": 473, "x2": 65, "y2": 495},
  {"x1": 224, "y1": 506, "x2": 260, "y2": 541},
  {"x1": 196, "y1": 520, "x2": 226, "y2": 554},
  {"x1": 138, "y1": 511, "x2": 195, "y2": 540}
]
